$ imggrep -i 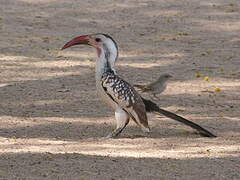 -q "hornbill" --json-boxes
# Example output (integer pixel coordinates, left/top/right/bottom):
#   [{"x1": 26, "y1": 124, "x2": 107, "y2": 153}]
[
  {"x1": 61, "y1": 33, "x2": 216, "y2": 138},
  {"x1": 134, "y1": 73, "x2": 172, "y2": 98}
]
